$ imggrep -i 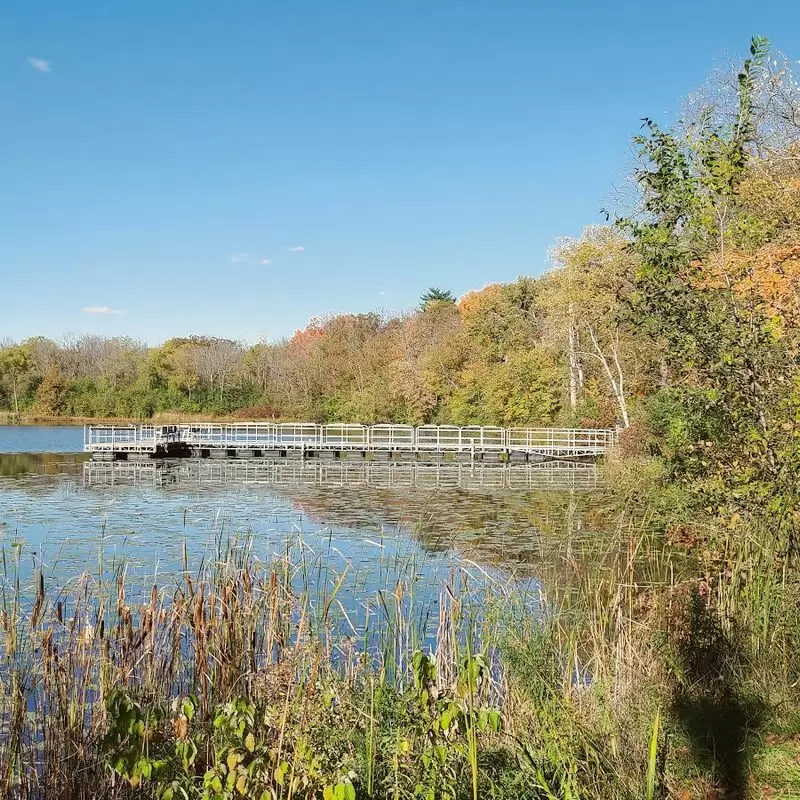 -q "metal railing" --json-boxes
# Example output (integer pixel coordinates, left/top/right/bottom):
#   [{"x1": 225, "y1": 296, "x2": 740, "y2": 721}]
[
  {"x1": 368, "y1": 424, "x2": 415, "y2": 449},
  {"x1": 83, "y1": 424, "x2": 180, "y2": 452},
  {"x1": 505, "y1": 428, "x2": 617, "y2": 455},
  {"x1": 85, "y1": 423, "x2": 619, "y2": 455},
  {"x1": 416, "y1": 425, "x2": 506, "y2": 451}
]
